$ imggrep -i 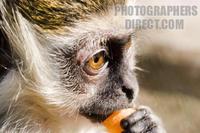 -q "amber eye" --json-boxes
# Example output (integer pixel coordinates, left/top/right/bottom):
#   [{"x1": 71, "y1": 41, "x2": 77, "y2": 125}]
[{"x1": 84, "y1": 50, "x2": 108, "y2": 75}]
